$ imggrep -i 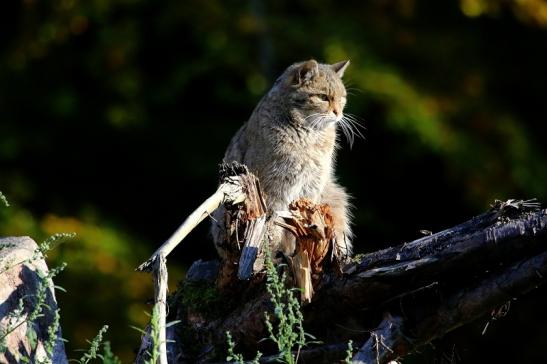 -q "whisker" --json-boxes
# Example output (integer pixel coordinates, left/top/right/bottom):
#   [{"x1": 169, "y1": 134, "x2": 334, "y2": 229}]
[
  {"x1": 347, "y1": 118, "x2": 366, "y2": 141},
  {"x1": 308, "y1": 113, "x2": 329, "y2": 129},
  {"x1": 318, "y1": 115, "x2": 327, "y2": 127},
  {"x1": 343, "y1": 113, "x2": 366, "y2": 130},
  {"x1": 346, "y1": 121, "x2": 356, "y2": 148},
  {"x1": 343, "y1": 80, "x2": 358, "y2": 89},
  {"x1": 344, "y1": 117, "x2": 366, "y2": 139},
  {"x1": 336, "y1": 111, "x2": 366, "y2": 148},
  {"x1": 304, "y1": 112, "x2": 324, "y2": 121},
  {"x1": 344, "y1": 87, "x2": 363, "y2": 95},
  {"x1": 338, "y1": 119, "x2": 354, "y2": 148}
]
